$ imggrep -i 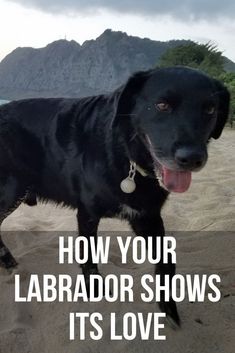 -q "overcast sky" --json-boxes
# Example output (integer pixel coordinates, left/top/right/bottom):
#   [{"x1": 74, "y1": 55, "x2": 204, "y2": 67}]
[{"x1": 0, "y1": 0, "x2": 235, "y2": 62}]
